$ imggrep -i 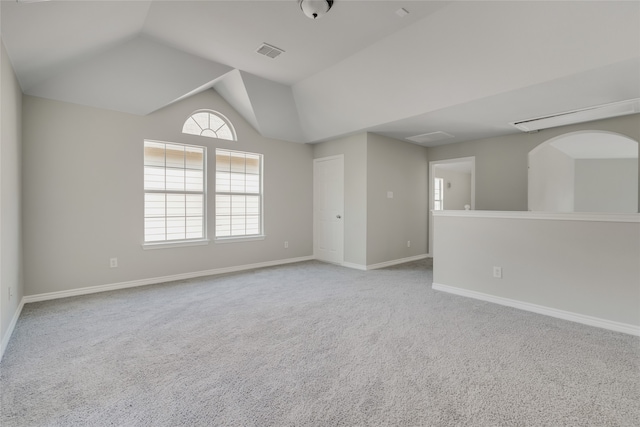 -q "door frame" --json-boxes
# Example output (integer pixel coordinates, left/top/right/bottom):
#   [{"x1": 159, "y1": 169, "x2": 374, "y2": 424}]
[{"x1": 428, "y1": 156, "x2": 476, "y2": 256}]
